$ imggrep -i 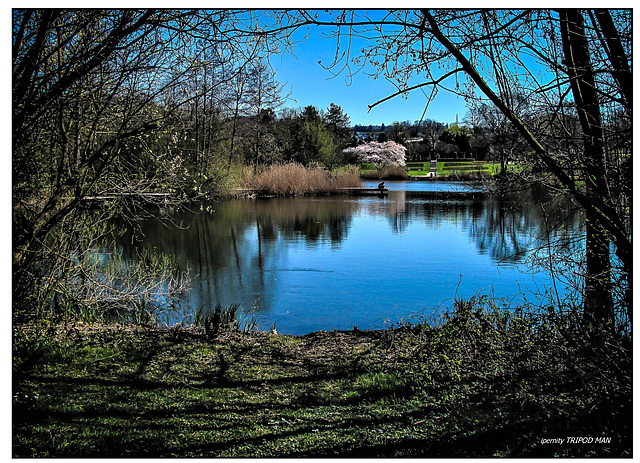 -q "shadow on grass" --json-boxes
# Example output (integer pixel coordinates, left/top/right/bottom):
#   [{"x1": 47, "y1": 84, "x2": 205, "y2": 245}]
[{"x1": 13, "y1": 327, "x2": 632, "y2": 457}]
